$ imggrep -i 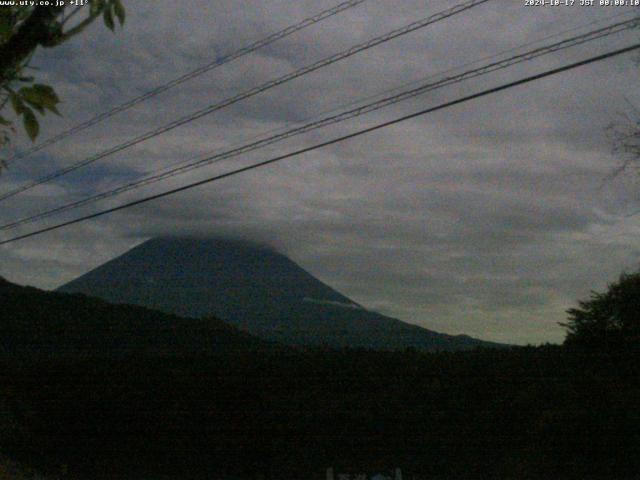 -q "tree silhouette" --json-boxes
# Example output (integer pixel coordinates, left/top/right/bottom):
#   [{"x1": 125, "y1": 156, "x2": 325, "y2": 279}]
[
  {"x1": 561, "y1": 270, "x2": 640, "y2": 349},
  {"x1": 0, "y1": 1, "x2": 125, "y2": 159}
]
